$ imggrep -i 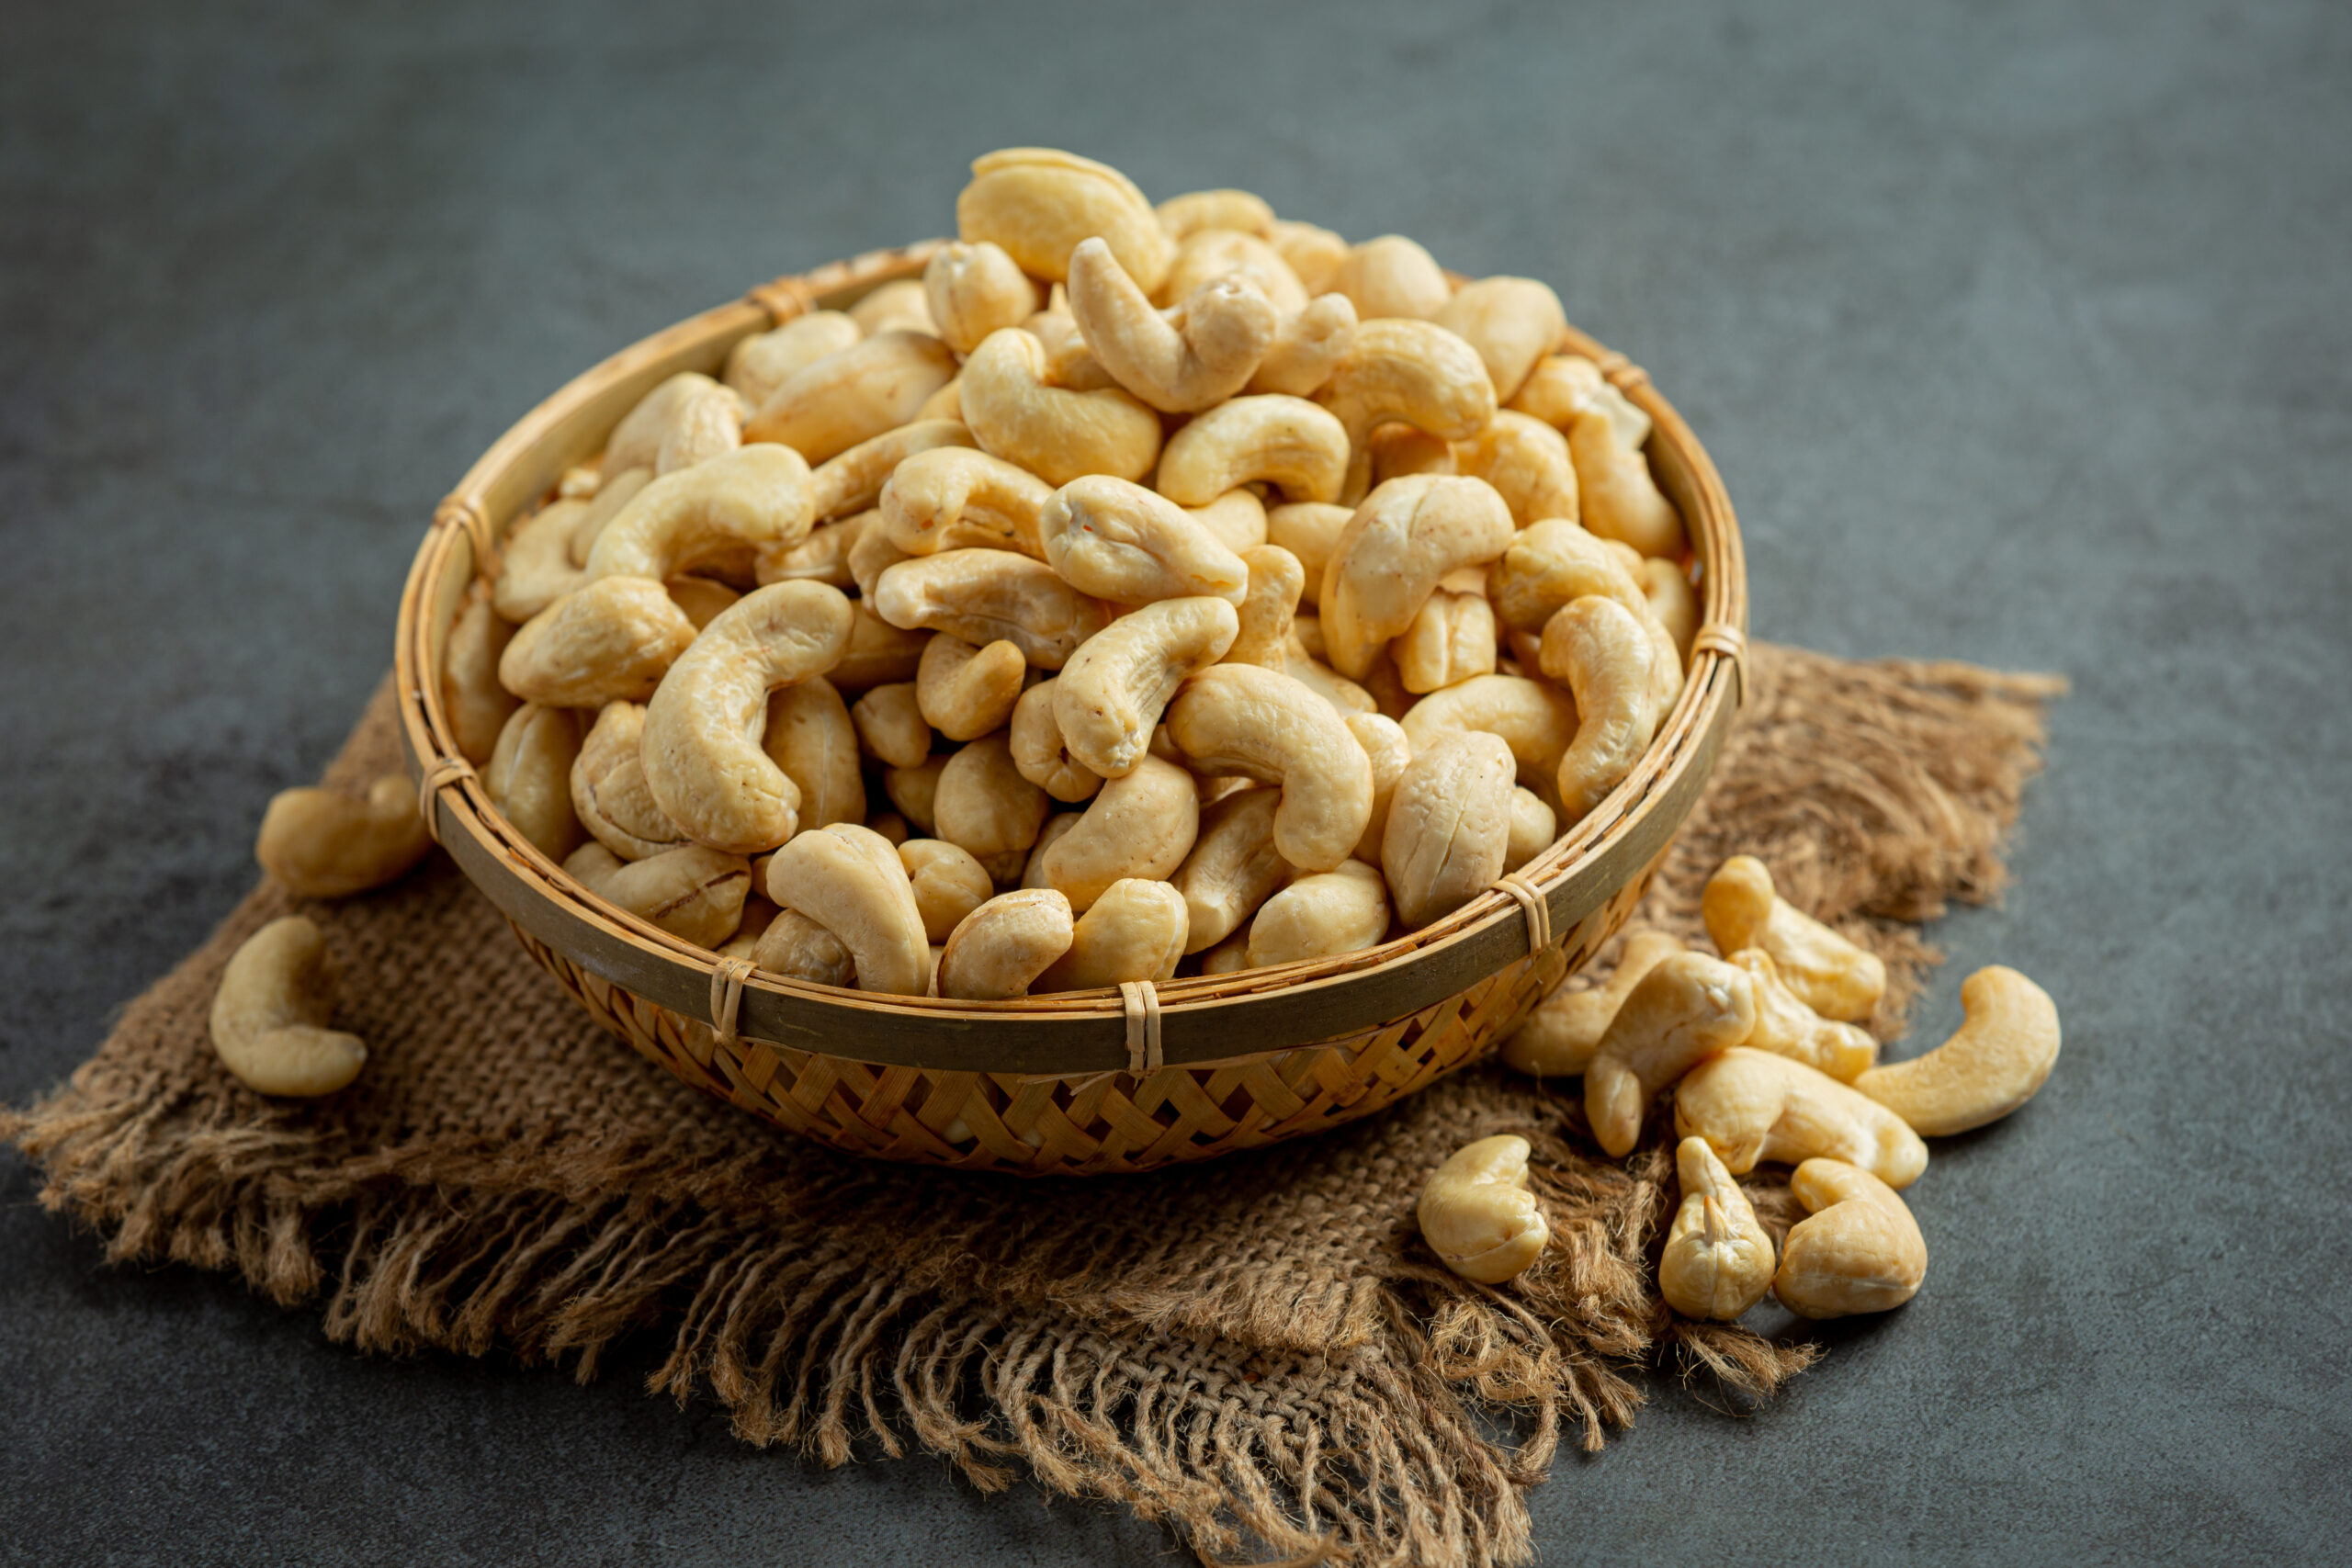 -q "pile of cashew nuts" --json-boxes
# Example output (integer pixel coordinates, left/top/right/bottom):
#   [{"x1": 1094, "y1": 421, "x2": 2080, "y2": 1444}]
[{"x1": 1417, "y1": 853, "x2": 2064, "y2": 1320}]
